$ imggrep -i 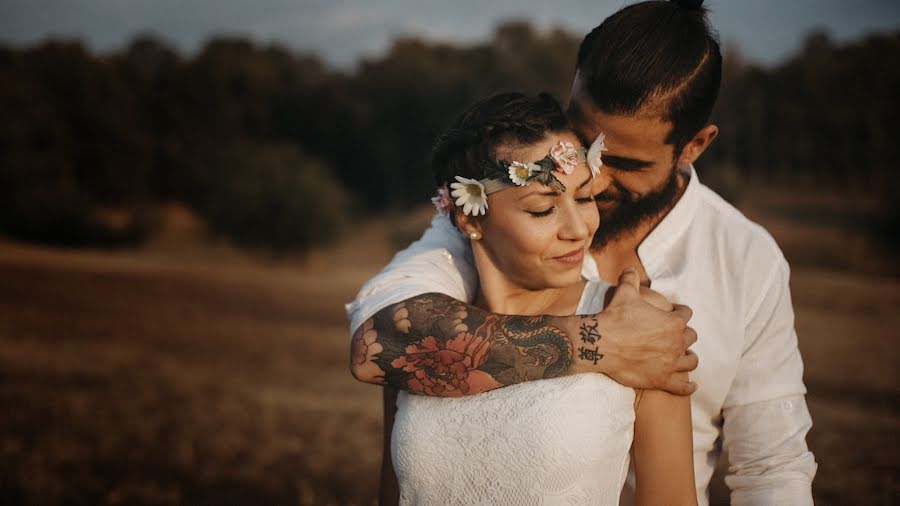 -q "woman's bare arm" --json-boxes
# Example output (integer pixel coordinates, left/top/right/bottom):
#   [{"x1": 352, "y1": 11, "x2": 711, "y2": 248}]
[
  {"x1": 632, "y1": 372, "x2": 698, "y2": 506},
  {"x1": 379, "y1": 387, "x2": 400, "y2": 506}
]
